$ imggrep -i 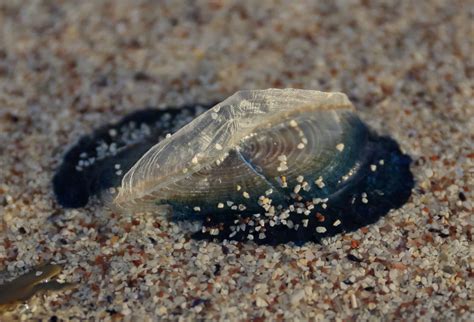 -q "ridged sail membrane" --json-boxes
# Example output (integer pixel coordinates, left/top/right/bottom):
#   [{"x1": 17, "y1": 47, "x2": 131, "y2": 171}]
[{"x1": 114, "y1": 89, "x2": 356, "y2": 214}]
